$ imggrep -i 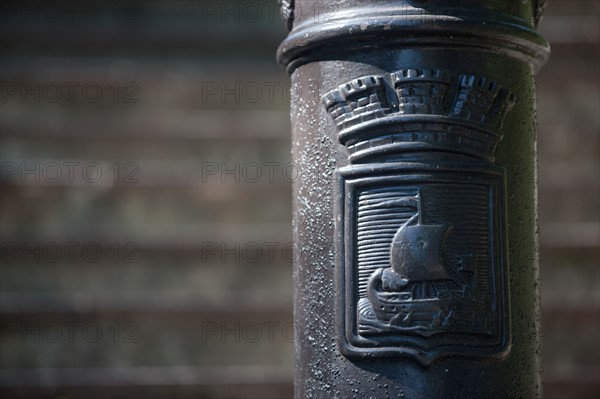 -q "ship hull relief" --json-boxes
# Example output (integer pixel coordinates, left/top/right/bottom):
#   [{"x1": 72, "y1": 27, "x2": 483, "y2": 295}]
[{"x1": 326, "y1": 70, "x2": 513, "y2": 365}]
